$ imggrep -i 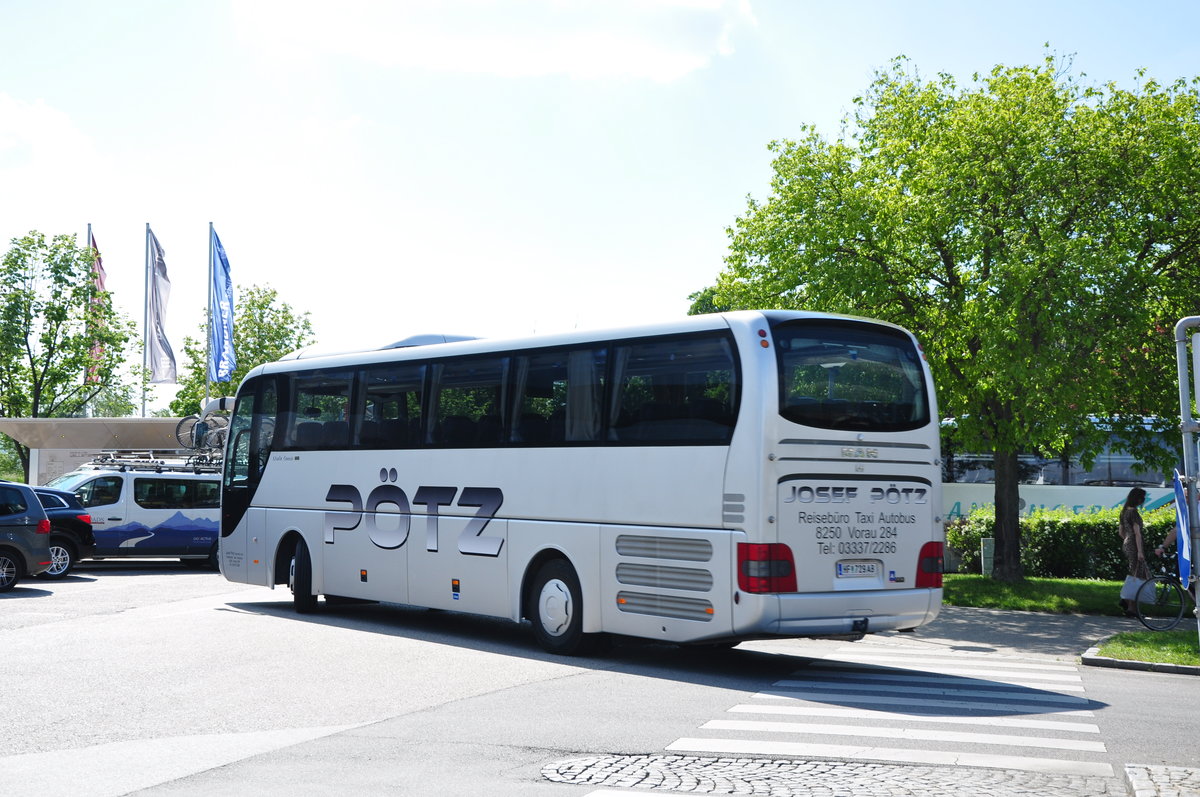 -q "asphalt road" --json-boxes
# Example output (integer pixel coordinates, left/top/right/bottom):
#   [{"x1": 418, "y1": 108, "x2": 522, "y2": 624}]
[{"x1": 1, "y1": 561, "x2": 1197, "y2": 797}]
